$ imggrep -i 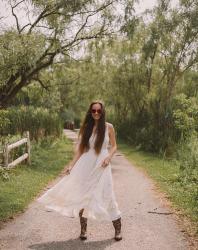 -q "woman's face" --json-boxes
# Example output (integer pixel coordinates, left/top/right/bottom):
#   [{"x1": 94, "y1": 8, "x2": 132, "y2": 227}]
[{"x1": 91, "y1": 103, "x2": 102, "y2": 121}]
